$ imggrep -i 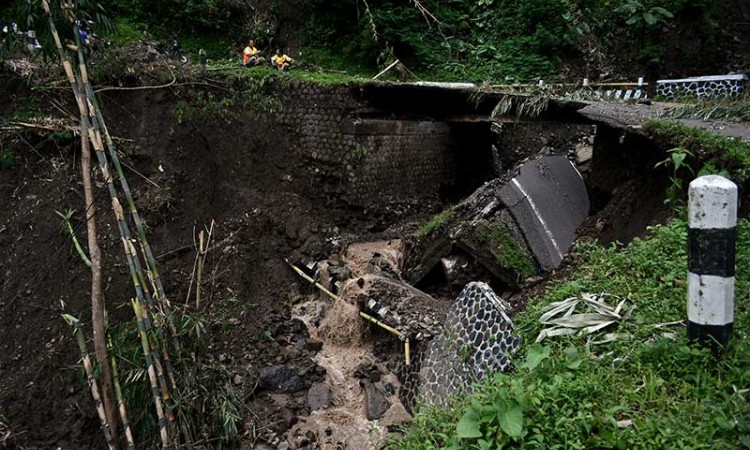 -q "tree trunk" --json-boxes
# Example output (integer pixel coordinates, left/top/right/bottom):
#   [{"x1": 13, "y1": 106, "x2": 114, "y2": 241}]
[{"x1": 80, "y1": 107, "x2": 119, "y2": 446}]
